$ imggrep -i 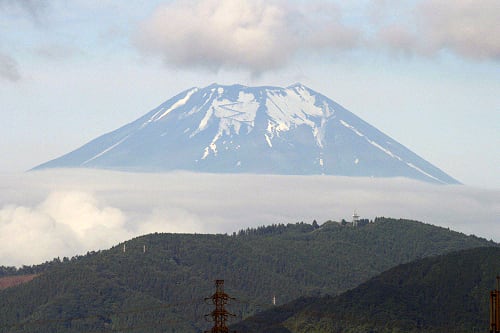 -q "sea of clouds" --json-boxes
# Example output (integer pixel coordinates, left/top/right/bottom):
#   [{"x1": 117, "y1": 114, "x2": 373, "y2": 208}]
[{"x1": 0, "y1": 169, "x2": 498, "y2": 267}]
